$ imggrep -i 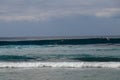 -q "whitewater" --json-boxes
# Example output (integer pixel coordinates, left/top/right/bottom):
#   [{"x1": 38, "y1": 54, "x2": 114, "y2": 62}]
[{"x1": 0, "y1": 62, "x2": 120, "y2": 68}]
